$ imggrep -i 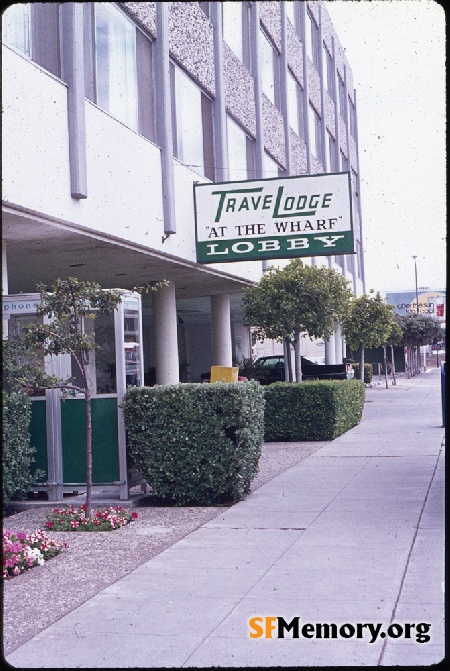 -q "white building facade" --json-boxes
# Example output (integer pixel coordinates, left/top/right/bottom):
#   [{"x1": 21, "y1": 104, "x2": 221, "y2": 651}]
[{"x1": 2, "y1": 2, "x2": 366, "y2": 496}]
